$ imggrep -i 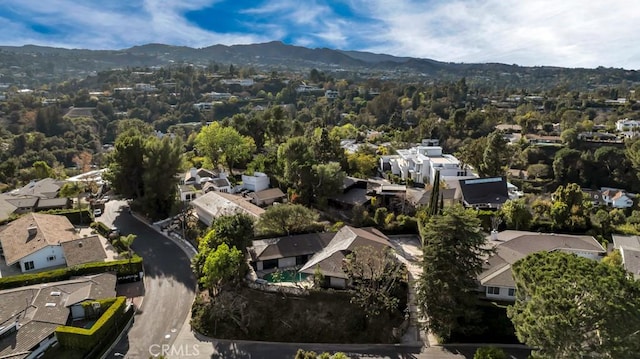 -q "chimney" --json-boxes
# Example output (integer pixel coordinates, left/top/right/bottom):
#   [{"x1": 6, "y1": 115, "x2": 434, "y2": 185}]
[
  {"x1": 27, "y1": 226, "x2": 37, "y2": 237},
  {"x1": 491, "y1": 230, "x2": 499, "y2": 241}
]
